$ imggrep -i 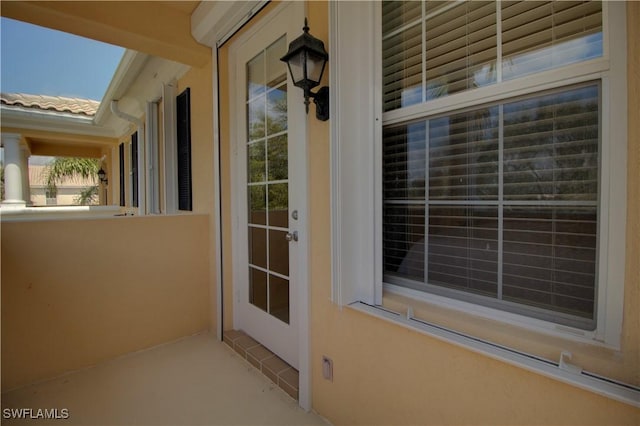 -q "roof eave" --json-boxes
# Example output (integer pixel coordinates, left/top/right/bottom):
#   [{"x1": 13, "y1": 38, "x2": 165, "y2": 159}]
[
  {"x1": 94, "y1": 49, "x2": 150, "y2": 127},
  {"x1": 1, "y1": 105, "x2": 117, "y2": 139}
]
